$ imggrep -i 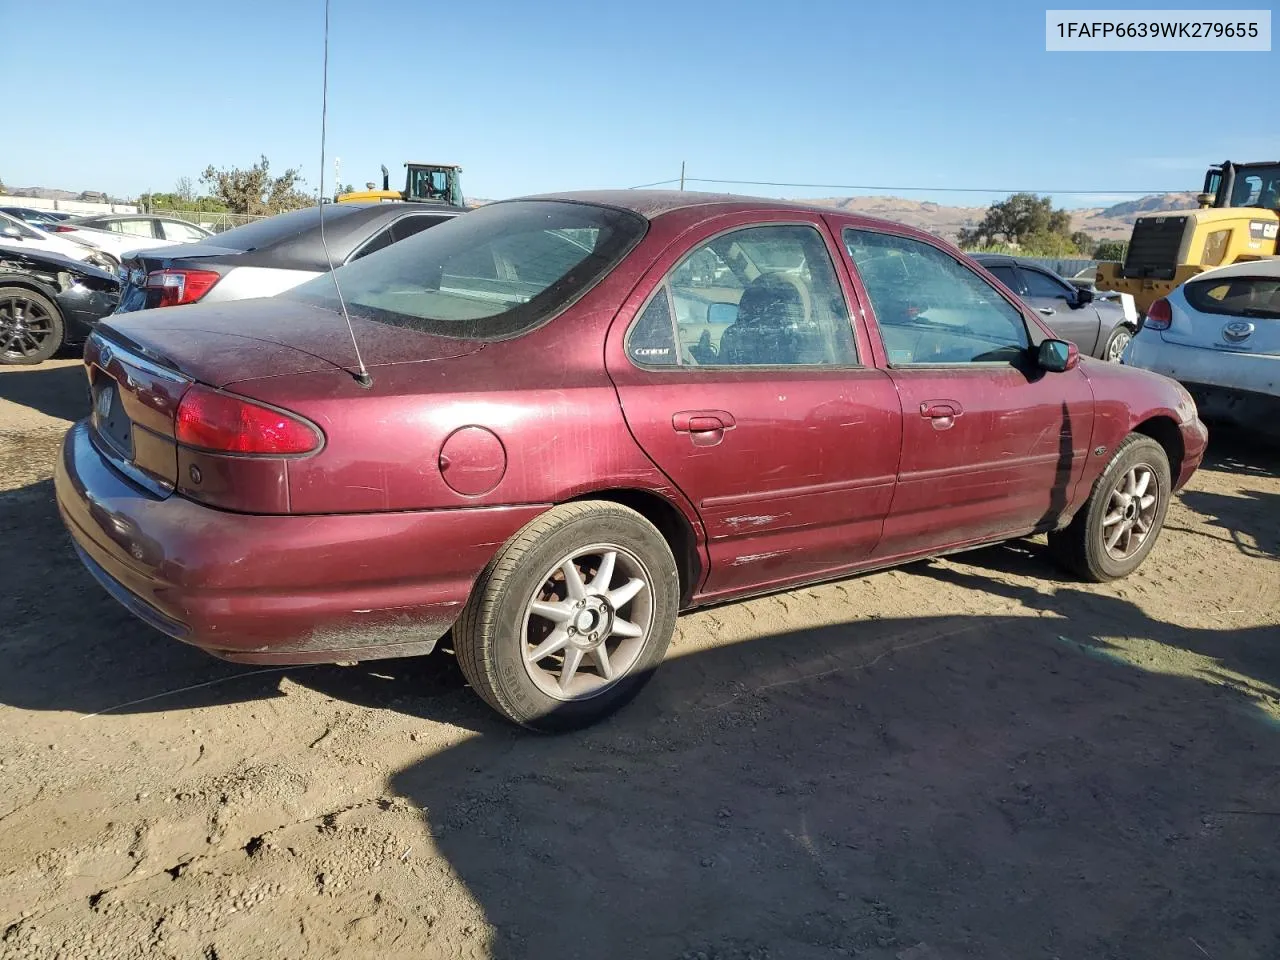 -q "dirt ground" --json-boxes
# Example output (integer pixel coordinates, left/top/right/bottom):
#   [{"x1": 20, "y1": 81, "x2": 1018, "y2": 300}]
[{"x1": 1, "y1": 358, "x2": 1278, "y2": 960}]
